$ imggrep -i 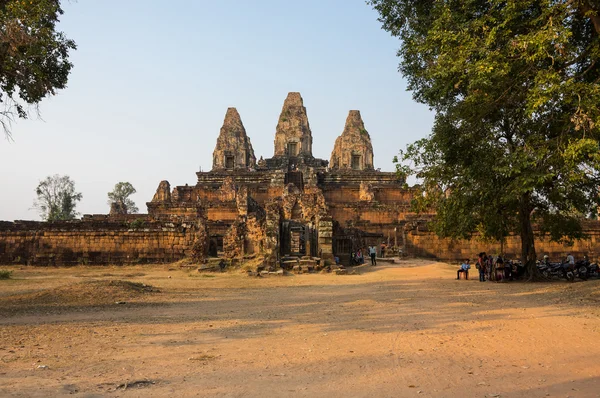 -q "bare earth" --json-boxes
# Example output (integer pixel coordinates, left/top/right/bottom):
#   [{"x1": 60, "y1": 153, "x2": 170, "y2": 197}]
[{"x1": 1, "y1": 260, "x2": 599, "y2": 398}]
